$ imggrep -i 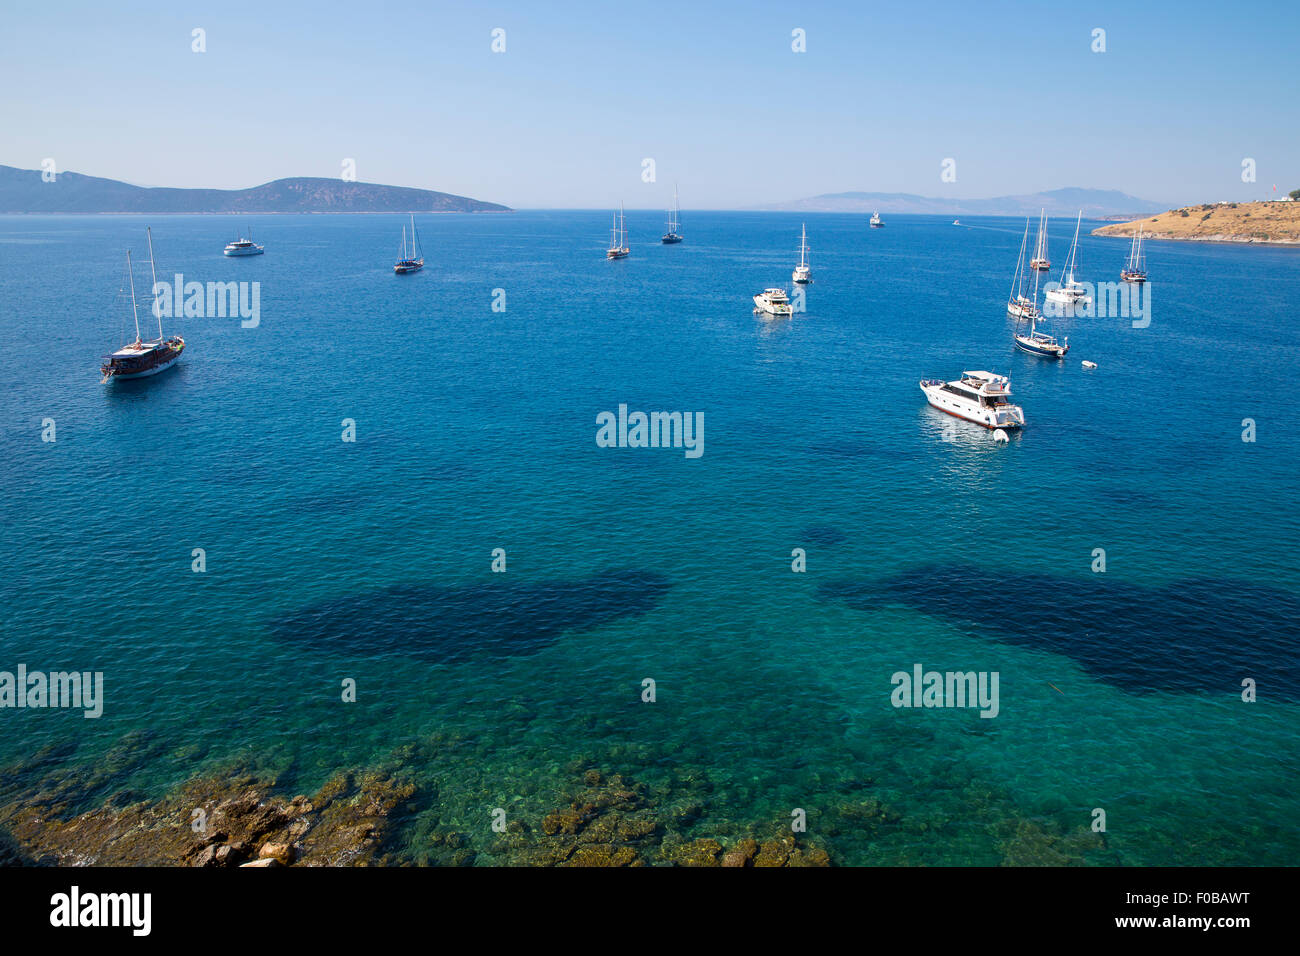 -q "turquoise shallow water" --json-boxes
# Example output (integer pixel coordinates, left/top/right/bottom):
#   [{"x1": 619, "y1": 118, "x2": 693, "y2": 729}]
[{"x1": 1, "y1": 211, "x2": 1298, "y2": 864}]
